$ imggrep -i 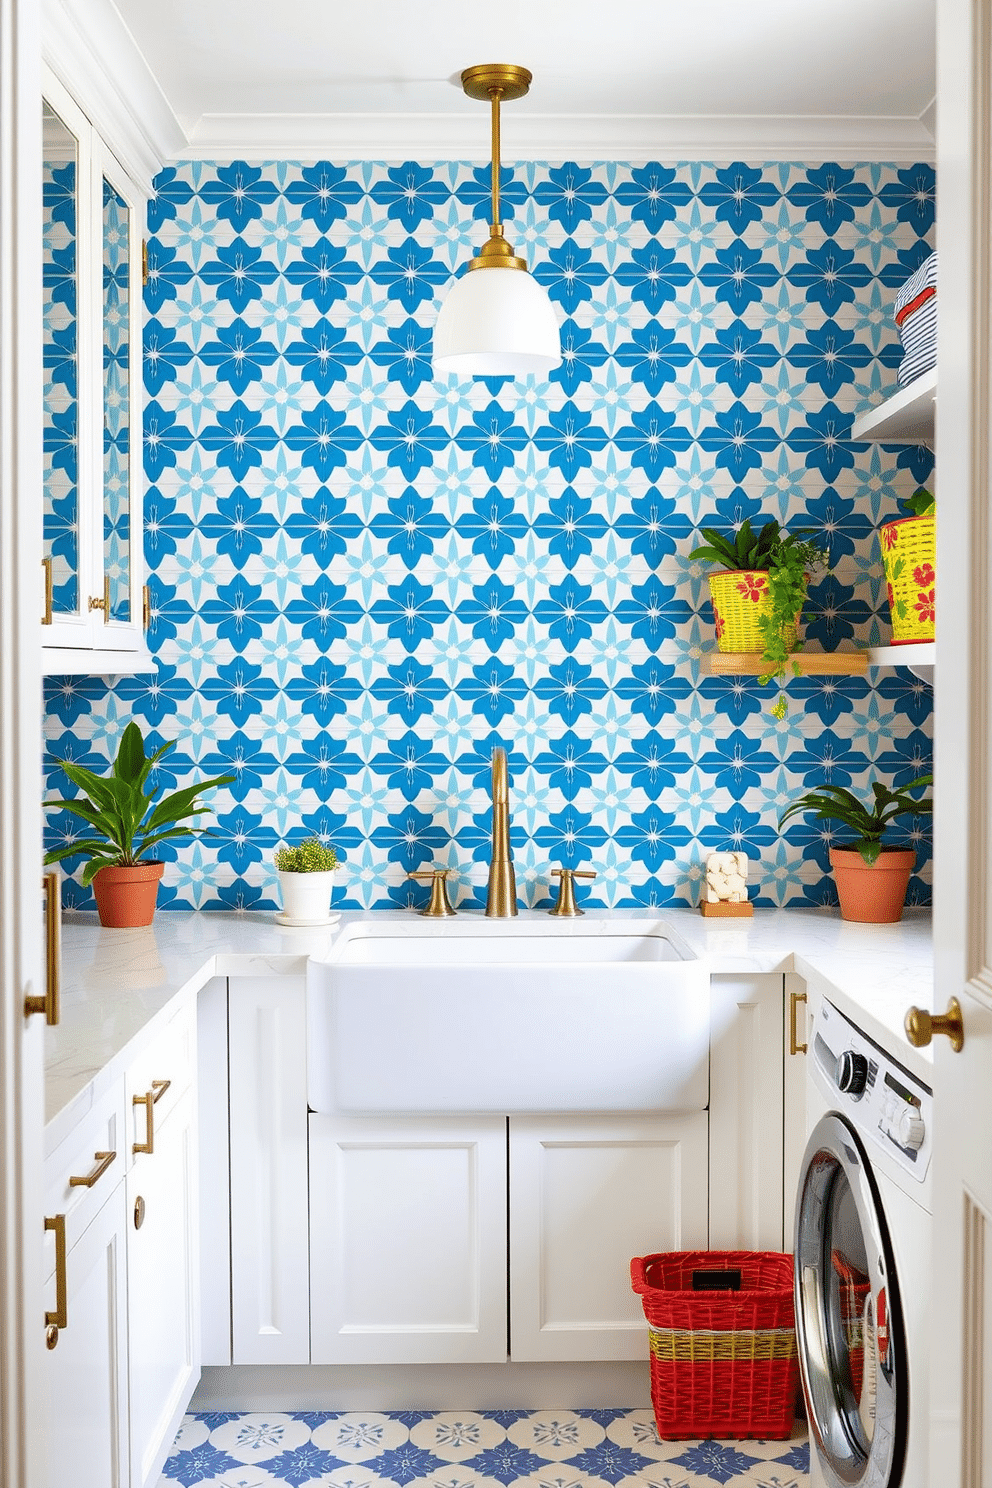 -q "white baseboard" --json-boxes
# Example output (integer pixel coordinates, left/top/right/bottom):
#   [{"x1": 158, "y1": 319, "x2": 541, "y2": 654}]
[{"x1": 193, "y1": 1361, "x2": 651, "y2": 1412}]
